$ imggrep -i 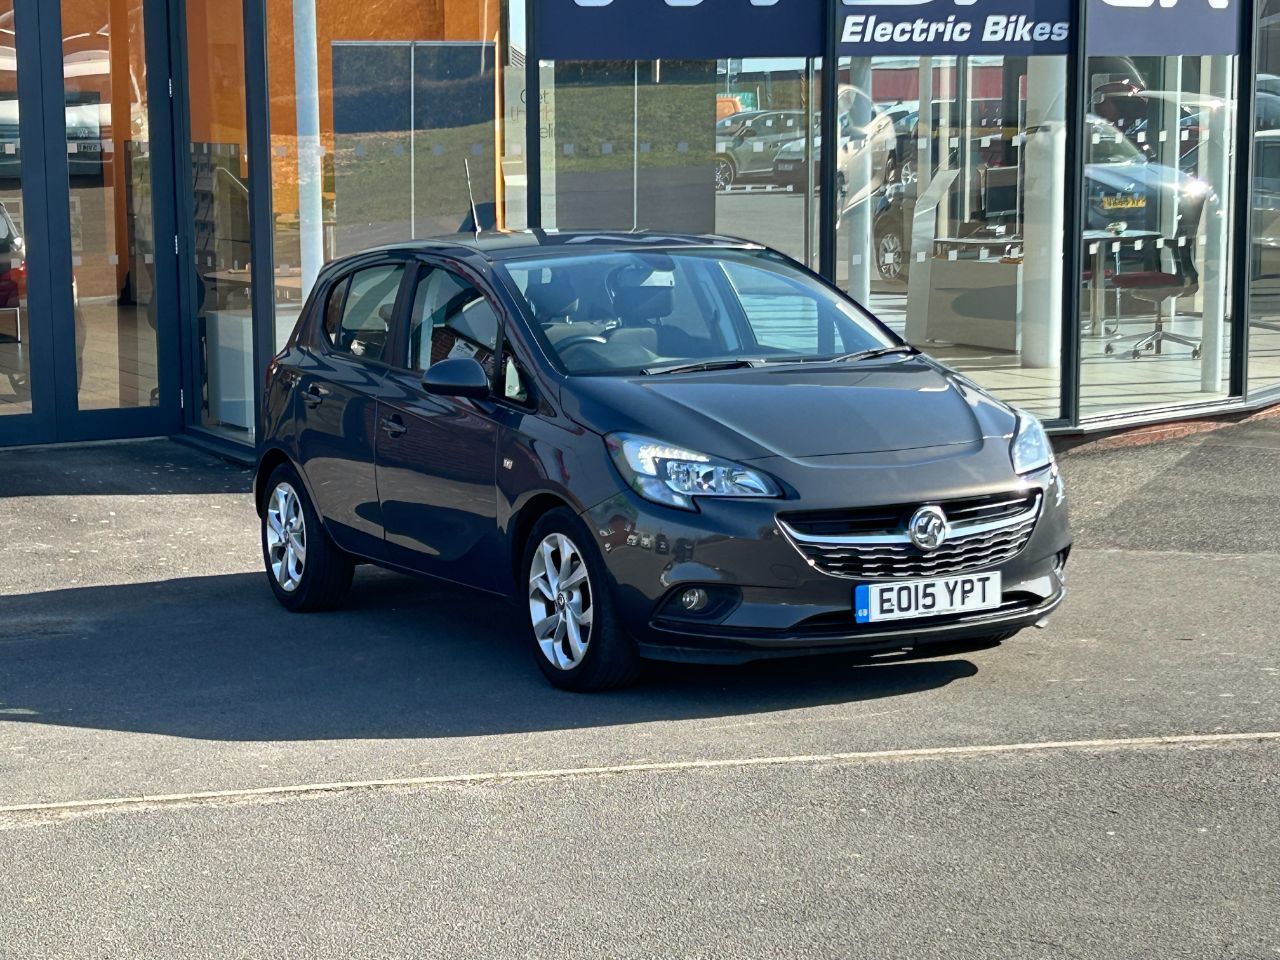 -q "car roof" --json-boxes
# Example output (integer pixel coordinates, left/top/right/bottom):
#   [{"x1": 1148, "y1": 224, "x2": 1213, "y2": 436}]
[{"x1": 352, "y1": 230, "x2": 763, "y2": 264}]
